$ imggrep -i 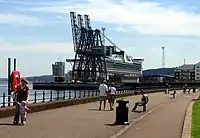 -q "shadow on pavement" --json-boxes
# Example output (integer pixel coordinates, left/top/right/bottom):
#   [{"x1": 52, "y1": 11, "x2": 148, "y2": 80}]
[
  {"x1": 88, "y1": 108, "x2": 111, "y2": 112},
  {"x1": 192, "y1": 98, "x2": 200, "y2": 101},
  {"x1": 104, "y1": 123, "x2": 117, "y2": 126},
  {"x1": 104, "y1": 123, "x2": 127, "y2": 126},
  {"x1": 105, "y1": 122, "x2": 130, "y2": 126},
  {"x1": 0, "y1": 123, "x2": 22, "y2": 126},
  {"x1": 132, "y1": 110, "x2": 143, "y2": 113}
]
